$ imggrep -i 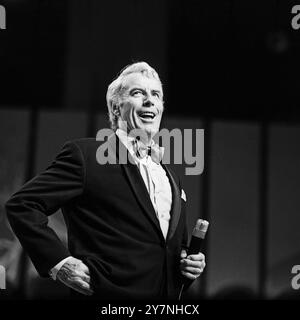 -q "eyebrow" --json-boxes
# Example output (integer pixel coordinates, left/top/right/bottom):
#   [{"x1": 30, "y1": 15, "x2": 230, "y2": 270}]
[
  {"x1": 152, "y1": 89, "x2": 162, "y2": 96},
  {"x1": 129, "y1": 87, "x2": 163, "y2": 96}
]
